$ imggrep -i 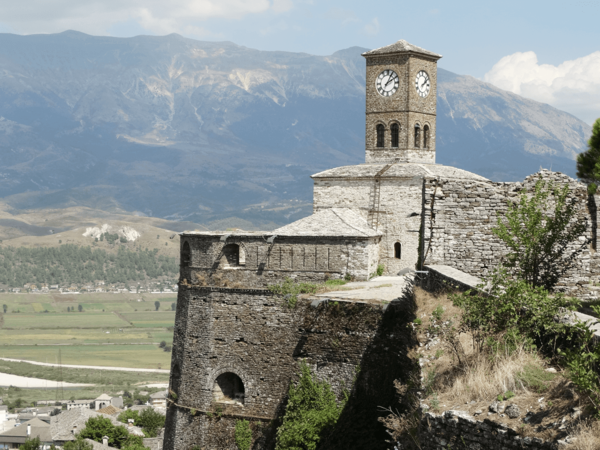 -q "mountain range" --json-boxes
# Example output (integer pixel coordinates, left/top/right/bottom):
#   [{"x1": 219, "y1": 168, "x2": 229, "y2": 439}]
[{"x1": 0, "y1": 31, "x2": 591, "y2": 228}]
